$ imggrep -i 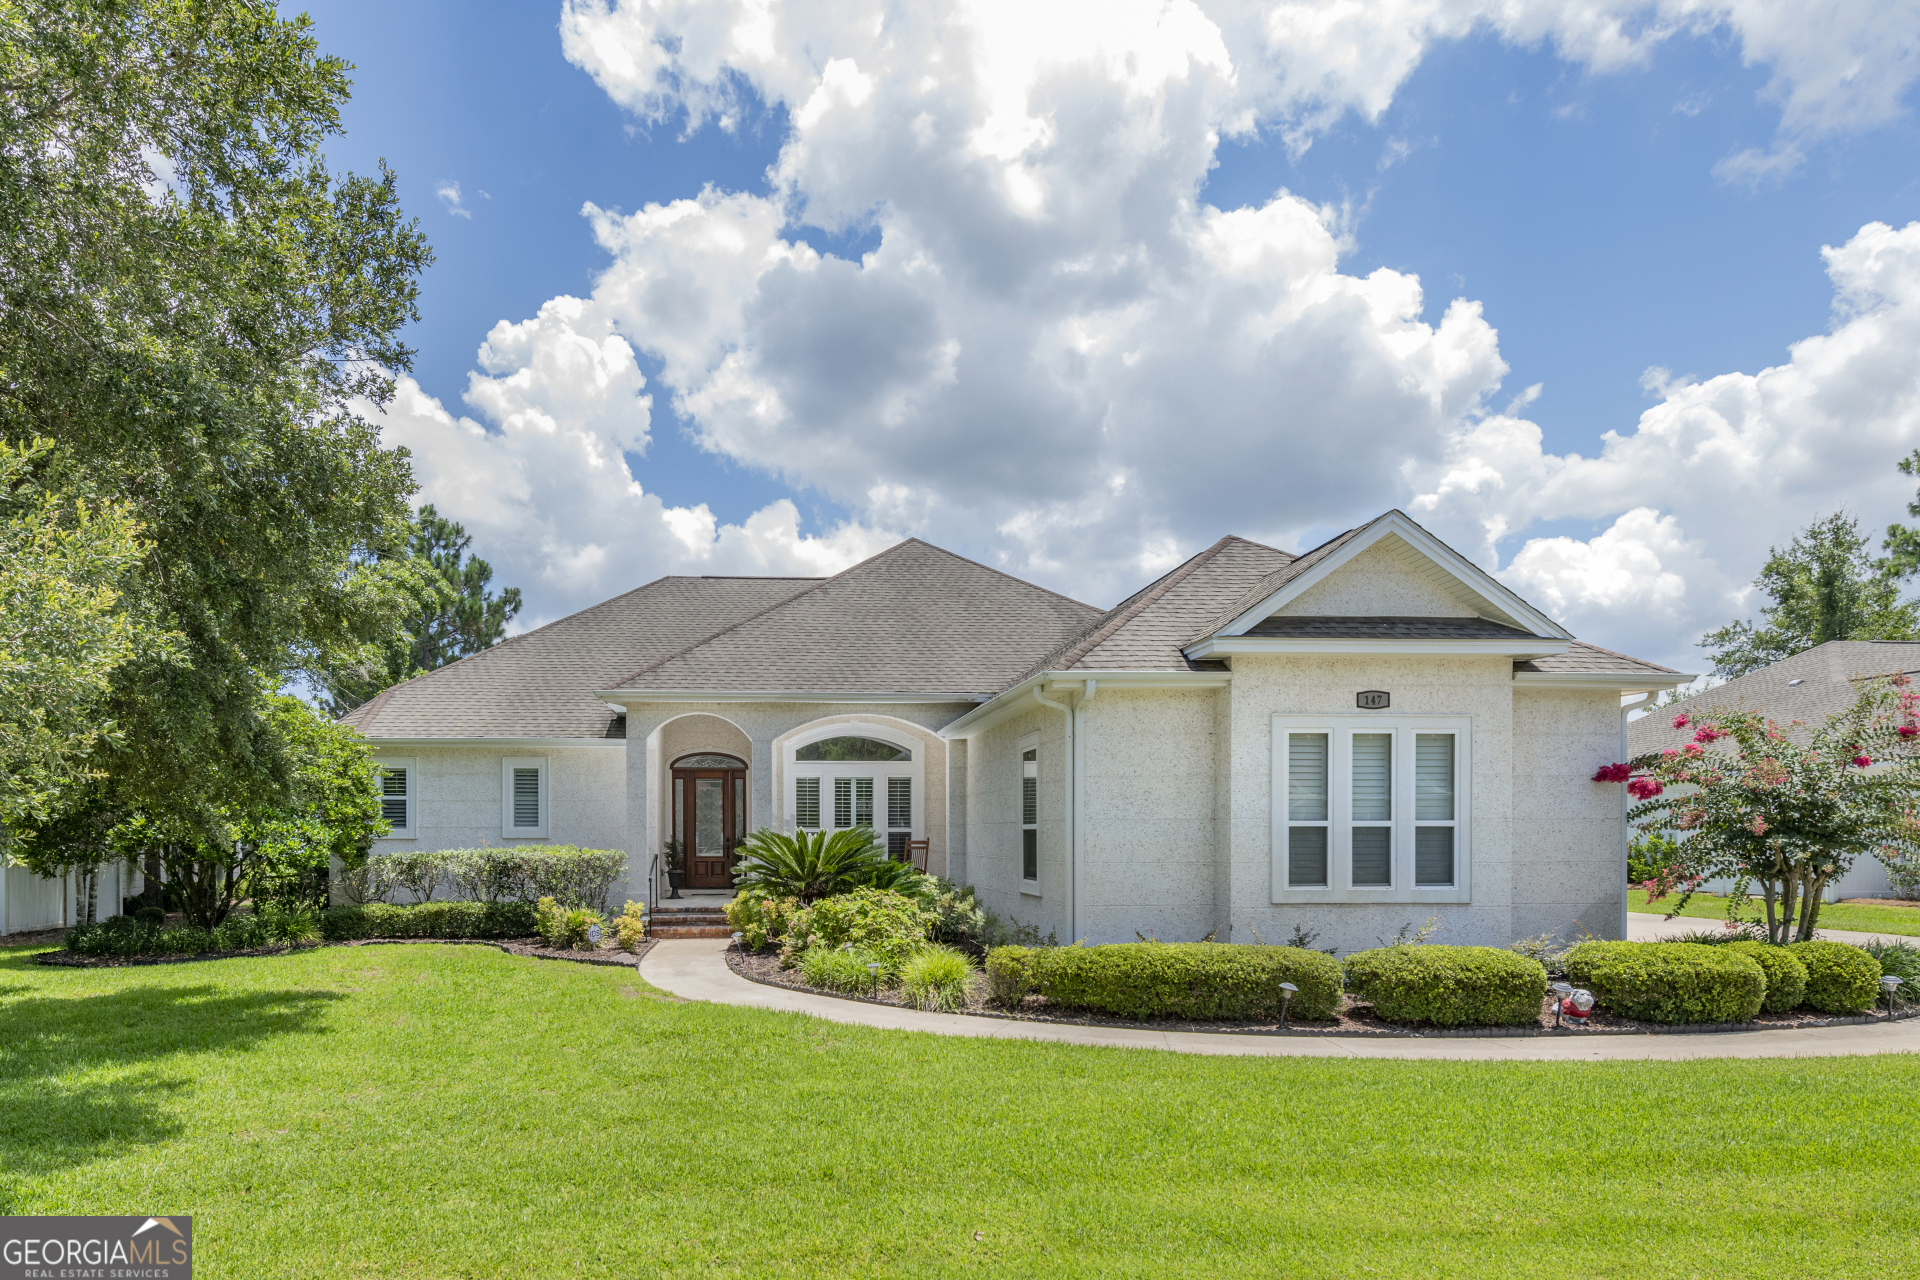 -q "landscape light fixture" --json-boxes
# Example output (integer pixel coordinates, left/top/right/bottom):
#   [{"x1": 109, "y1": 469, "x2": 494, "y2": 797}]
[
  {"x1": 1883, "y1": 974, "x2": 1904, "y2": 1016},
  {"x1": 868, "y1": 961, "x2": 881, "y2": 998},
  {"x1": 1551, "y1": 982, "x2": 1573, "y2": 1029},
  {"x1": 731, "y1": 931, "x2": 743, "y2": 951},
  {"x1": 1278, "y1": 982, "x2": 1298, "y2": 1028}
]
